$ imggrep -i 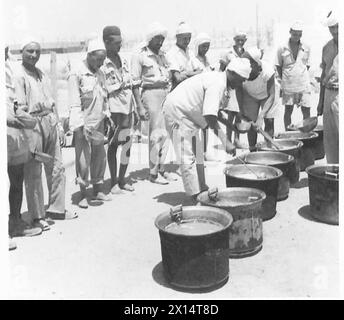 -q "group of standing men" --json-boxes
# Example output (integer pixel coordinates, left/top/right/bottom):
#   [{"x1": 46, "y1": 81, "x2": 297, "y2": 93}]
[{"x1": 6, "y1": 12, "x2": 339, "y2": 250}]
